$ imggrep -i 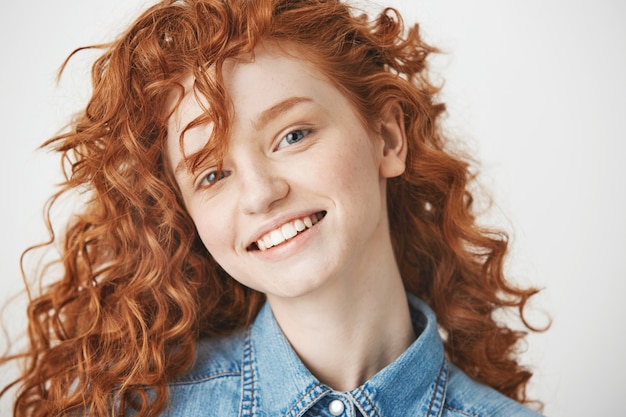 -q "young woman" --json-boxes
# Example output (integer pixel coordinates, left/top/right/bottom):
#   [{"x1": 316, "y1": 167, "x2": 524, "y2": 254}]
[{"x1": 1, "y1": 0, "x2": 544, "y2": 415}]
